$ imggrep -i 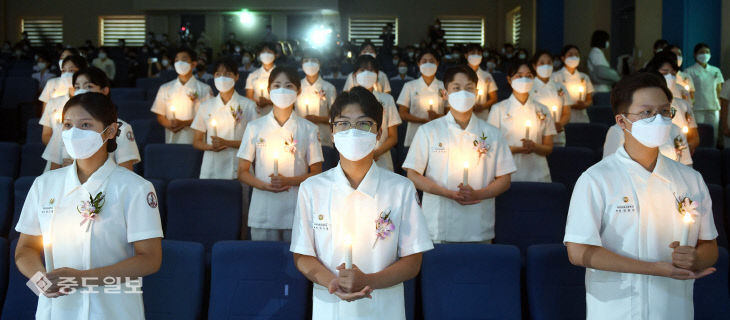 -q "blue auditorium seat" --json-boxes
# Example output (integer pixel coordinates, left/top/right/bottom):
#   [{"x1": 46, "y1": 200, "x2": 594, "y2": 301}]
[
  {"x1": 398, "y1": 147, "x2": 410, "y2": 176},
  {"x1": 2, "y1": 238, "x2": 36, "y2": 320},
  {"x1": 697, "y1": 123, "x2": 715, "y2": 148},
  {"x1": 159, "y1": 70, "x2": 177, "y2": 82},
  {"x1": 165, "y1": 180, "x2": 241, "y2": 255},
  {"x1": 694, "y1": 247, "x2": 730, "y2": 320},
  {"x1": 721, "y1": 149, "x2": 730, "y2": 186},
  {"x1": 135, "y1": 78, "x2": 166, "y2": 101},
  {"x1": 707, "y1": 184, "x2": 727, "y2": 248},
  {"x1": 390, "y1": 79, "x2": 406, "y2": 100},
  {"x1": 143, "y1": 240, "x2": 205, "y2": 320},
  {"x1": 111, "y1": 88, "x2": 145, "y2": 103},
  {"x1": 421, "y1": 244, "x2": 521, "y2": 320},
  {"x1": 526, "y1": 244, "x2": 586, "y2": 320},
  {"x1": 327, "y1": 78, "x2": 347, "y2": 94},
  {"x1": 116, "y1": 100, "x2": 155, "y2": 122},
  {"x1": 592, "y1": 92, "x2": 611, "y2": 107},
  {"x1": 492, "y1": 71, "x2": 511, "y2": 101},
  {"x1": 322, "y1": 146, "x2": 339, "y2": 171},
  {"x1": 565, "y1": 123, "x2": 609, "y2": 154},
  {"x1": 0, "y1": 142, "x2": 19, "y2": 178},
  {"x1": 25, "y1": 118, "x2": 42, "y2": 144},
  {"x1": 143, "y1": 144, "x2": 202, "y2": 181},
  {"x1": 587, "y1": 106, "x2": 615, "y2": 126},
  {"x1": 19, "y1": 144, "x2": 45, "y2": 177},
  {"x1": 10, "y1": 177, "x2": 35, "y2": 241},
  {"x1": 495, "y1": 182, "x2": 570, "y2": 256},
  {"x1": 1, "y1": 77, "x2": 37, "y2": 109},
  {"x1": 0, "y1": 178, "x2": 13, "y2": 237},
  {"x1": 547, "y1": 147, "x2": 597, "y2": 190},
  {"x1": 693, "y1": 148, "x2": 722, "y2": 186},
  {"x1": 130, "y1": 119, "x2": 165, "y2": 149},
  {"x1": 208, "y1": 241, "x2": 310, "y2": 320}
]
